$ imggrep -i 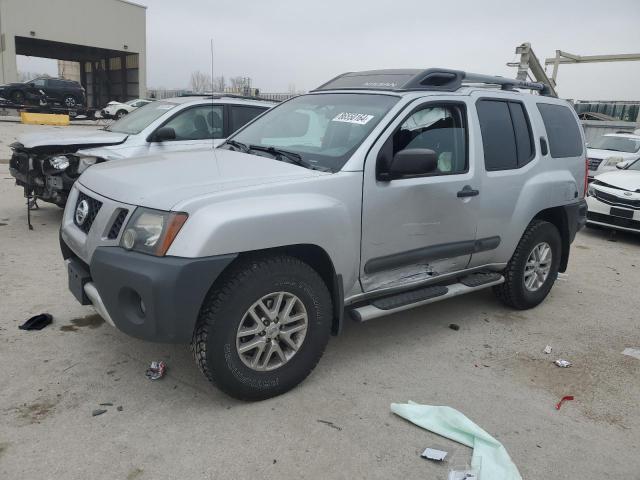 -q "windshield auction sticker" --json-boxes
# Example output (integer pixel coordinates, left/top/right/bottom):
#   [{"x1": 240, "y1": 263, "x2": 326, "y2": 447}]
[{"x1": 332, "y1": 112, "x2": 375, "y2": 125}]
